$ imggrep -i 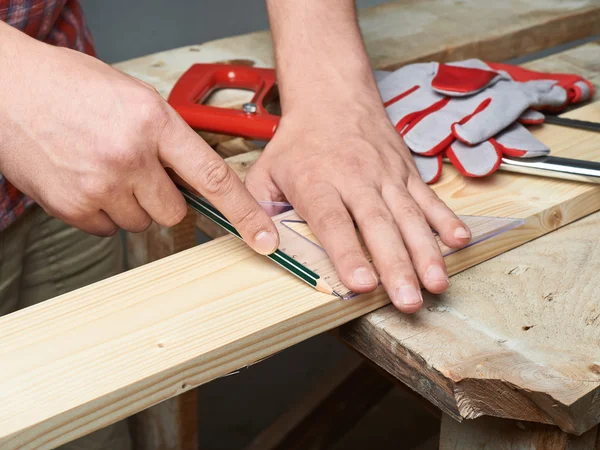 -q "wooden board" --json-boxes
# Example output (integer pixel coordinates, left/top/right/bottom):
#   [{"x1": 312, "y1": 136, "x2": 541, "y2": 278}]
[
  {"x1": 1, "y1": 98, "x2": 599, "y2": 448},
  {"x1": 113, "y1": 0, "x2": 600, "y2": 99},
  {"x1": 341, "y1": 208, "x2": 600, "y2": 435},
  {"x1": 439, "y1": 415, "x2": 600, "y2": 450}
]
